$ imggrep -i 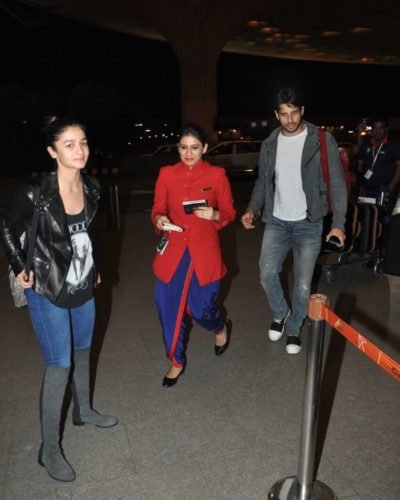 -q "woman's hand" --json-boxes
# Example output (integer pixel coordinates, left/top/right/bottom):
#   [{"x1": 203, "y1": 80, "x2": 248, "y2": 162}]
[
  {"x1": 96, "y1": 273, "x2": 102, "y2": 285},
  {"x1": 16, "y1": 270, "x2": 34, "y2": 288},
  {"x1": 194, "y1": 206, "x2": 220, "y2": 221},
  {"x1": 154, "y1": 214, "x2": 171, "y2": 231}
]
